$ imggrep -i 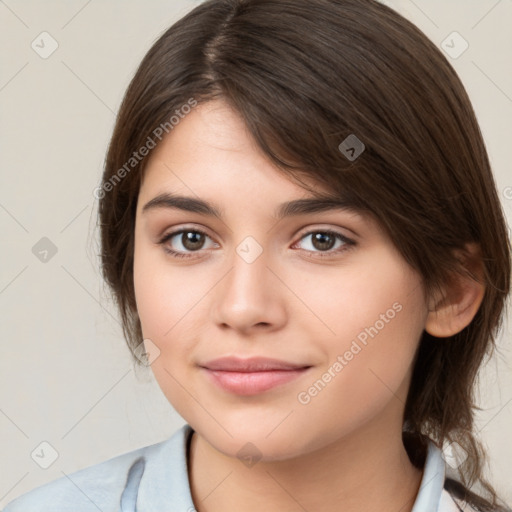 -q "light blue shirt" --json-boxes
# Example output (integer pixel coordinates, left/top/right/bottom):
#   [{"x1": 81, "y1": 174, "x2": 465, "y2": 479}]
[{"x1": 2, "y1": 424, "x2": 474, "y2": 511}]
